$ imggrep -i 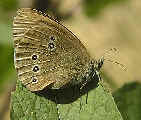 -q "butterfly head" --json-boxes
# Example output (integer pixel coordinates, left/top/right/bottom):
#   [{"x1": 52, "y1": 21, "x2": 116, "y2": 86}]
[{"x1": 95, "y1": 57, "x2": 104, "y2": 71}]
